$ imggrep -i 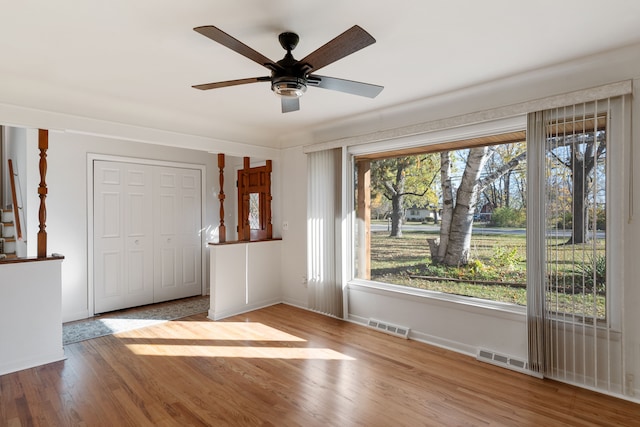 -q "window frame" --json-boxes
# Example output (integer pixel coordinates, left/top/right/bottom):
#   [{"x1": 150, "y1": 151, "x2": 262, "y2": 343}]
[{"x1": 347, "y1": 116, "x2": 529, "y2": 314}]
